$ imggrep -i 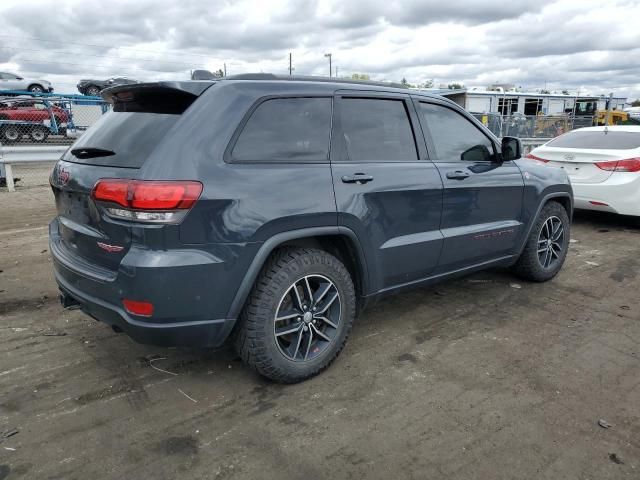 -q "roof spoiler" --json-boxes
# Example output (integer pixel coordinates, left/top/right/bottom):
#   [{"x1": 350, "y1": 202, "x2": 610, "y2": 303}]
[{"x1": 101, "y1": 81, "x2": 216, "y2": 114}]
